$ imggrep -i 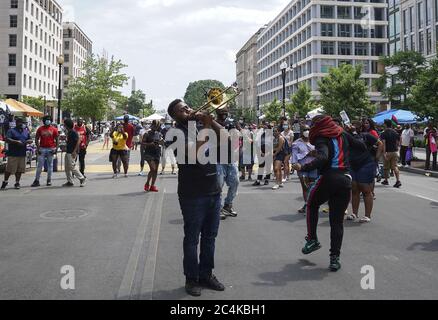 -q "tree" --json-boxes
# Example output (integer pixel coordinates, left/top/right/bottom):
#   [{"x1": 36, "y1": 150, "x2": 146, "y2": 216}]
[
  {"x1": 411, "y1": 57, "x2": 438, "y2": 121},
  {"x1": 64, "y1": 55, "x2": 128, "y2": 123},
  {"x1": 286, "y1": 84, "x2": 314, "y2": 118},
  {"x1": 184, "y1": 80, "x2": 226, "y2": 109},
  {"x1": 21, "y1": 96, "x2": 45, "y2": 111},
  {"x1": 261, "y1": 98, "x2": 282, "y2": 122},
  {"x1": 127, "y1": 90, "x2": 146, "y2": 115},
  {"x1": 377, "y1": 51, "x2": 426, "y2": 108},
  {"x1": 233, "y1": 107, "x2": 257, "y2": 123},
  {"x1": 319, "y1": 64, "x2": 375, "y2": 119}
]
